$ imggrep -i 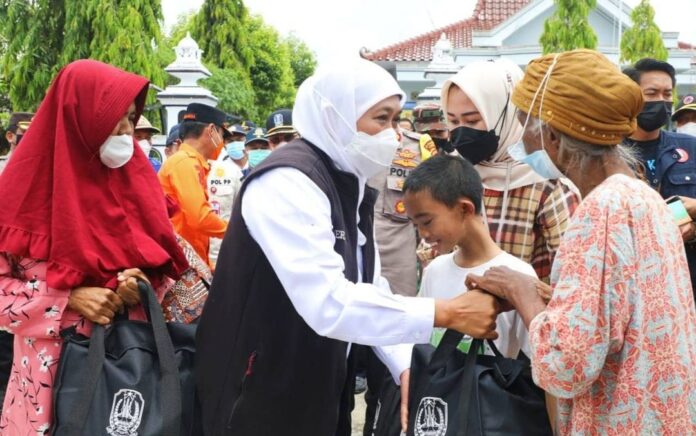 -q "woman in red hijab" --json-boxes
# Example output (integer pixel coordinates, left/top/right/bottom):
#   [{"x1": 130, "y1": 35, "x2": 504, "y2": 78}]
[{"x1": 0, "y1": 60, "x2": 188, "y2": 434}]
